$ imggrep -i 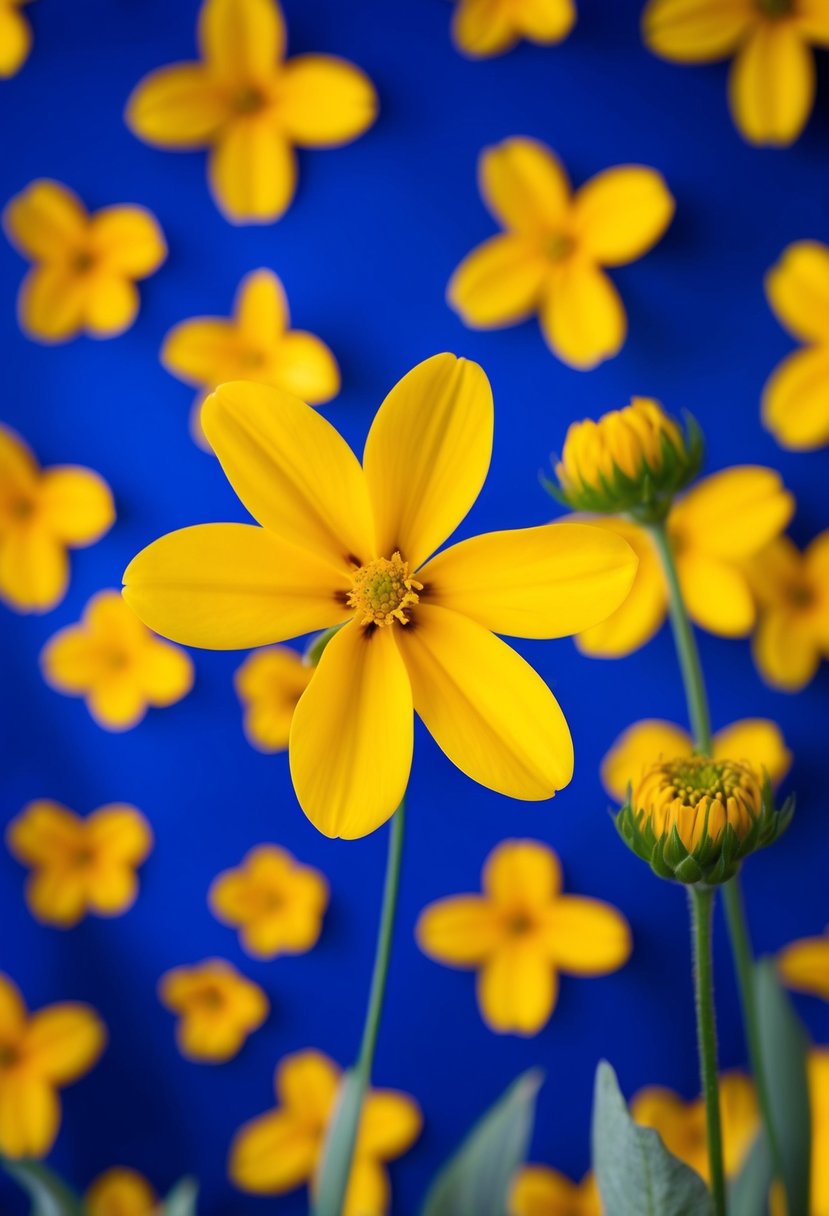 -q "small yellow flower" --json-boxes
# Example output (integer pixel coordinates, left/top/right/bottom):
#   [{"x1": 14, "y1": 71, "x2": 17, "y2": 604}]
[
  {"x1": 86, "y1": 1168, "x2": 158, "y2": 1216},
  {"x1": 228, "y1": 1047, "x2": 421, "y2": 1213},
  {"x1": 642, "y1": 0, "x2": 829, "y2": 147},
  {"x1": 510, "y1": 1165, "x2": 600, "y2": 1215},
  {"x1": 0, "y1": 0, "x2": 32, "y2": 78},
  {"x1": 6, "y1": 800, "x2": 153, "y2": 928},
  {"x1": 123, "y1": 355, "x2": 639, "y2": 839},
  {"x1": 234, "y1": 645, "x2": 311, "y2": 752},
  {"x1": 161, "y1": 268, "x2": 340, "y2": 451},
  {"x1": 447, "y1": 138, "x2": 674, "y2": 370},
  {"x1": 451, "y1": 0, "x2": 575, "y2": 58},
  {"x1": 209, "y1": 844, "x2": 328, "y2": 959},
  {"x1": 0, "y1": 424, "x2": 114, "y2": 613},
  {"x1": 748, "y1": 532, "x2": 829, "y2": 692},
  {"x1": 41, "y1": 590, "x2": 194, "y2": 731},
  {"x1": 125, "y1": 0, "x2": 377, "y2": 225},
  {"x1": 416, "y1": 839, "x2": 631, "y2": 1037},
  {"x1": 158, "y1": 959, "x2": 268, "y2": 1064},
  {"x1": 0, "y1": 973, "x2": 106, "y2": 1158},
  {"x1": 2, "y1": 180, "x2": 166, "y2": 343},
  {"x1": 778, "y1": 926, "x2": 829, "y2": 1000}
]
